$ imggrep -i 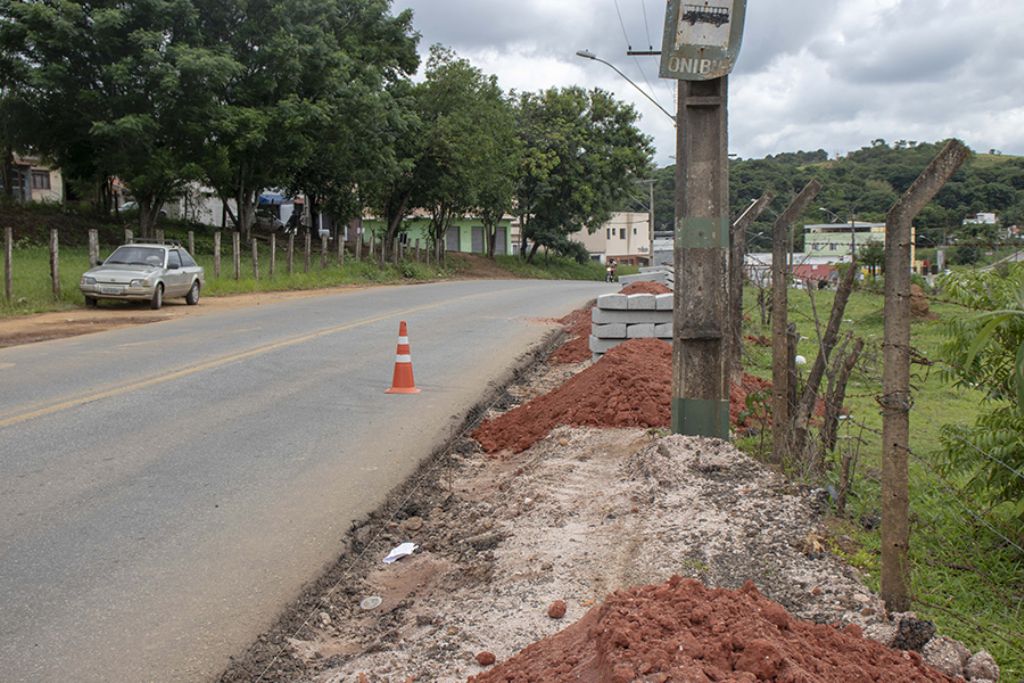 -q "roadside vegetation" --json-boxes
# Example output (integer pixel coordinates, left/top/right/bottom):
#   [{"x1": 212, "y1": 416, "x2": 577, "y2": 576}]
[
  {"x1": 1, "y1": 3, "x2": 652, "y2": 265},
  {"x1": 737, "y1": 283, "x2": 1024, "y2": 679},
  {"x1": 0, "y1": 210, "x2": 623, "y2": 318}
]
